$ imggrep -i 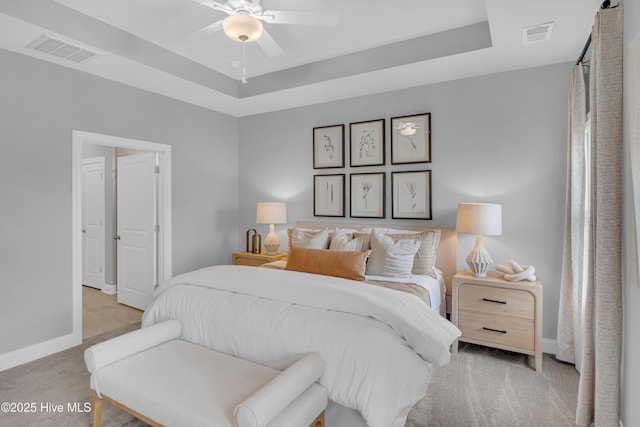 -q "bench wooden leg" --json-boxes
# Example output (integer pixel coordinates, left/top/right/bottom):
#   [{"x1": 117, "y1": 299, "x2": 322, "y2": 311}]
[
  {"x1": 310, "y1": 411, "x2": 324, "y2": 427},
  {"x1": 92, "y1": 390, "x2": 103, "y2": 427}
]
